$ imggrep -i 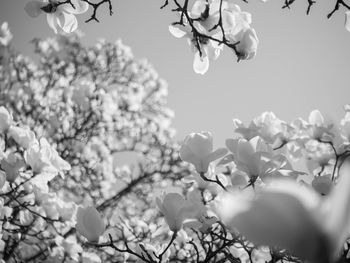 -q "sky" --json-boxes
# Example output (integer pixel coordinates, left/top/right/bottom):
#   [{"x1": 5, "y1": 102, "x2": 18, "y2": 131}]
[{"x1": 0, "y1": 0, "x2": 350, "y2": 148}]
